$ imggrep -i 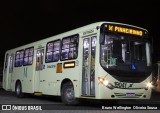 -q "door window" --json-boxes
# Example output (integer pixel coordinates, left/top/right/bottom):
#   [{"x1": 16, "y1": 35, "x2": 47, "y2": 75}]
[{"x1": 36, "y1": 49, "x2": 44, "y2": 71}]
